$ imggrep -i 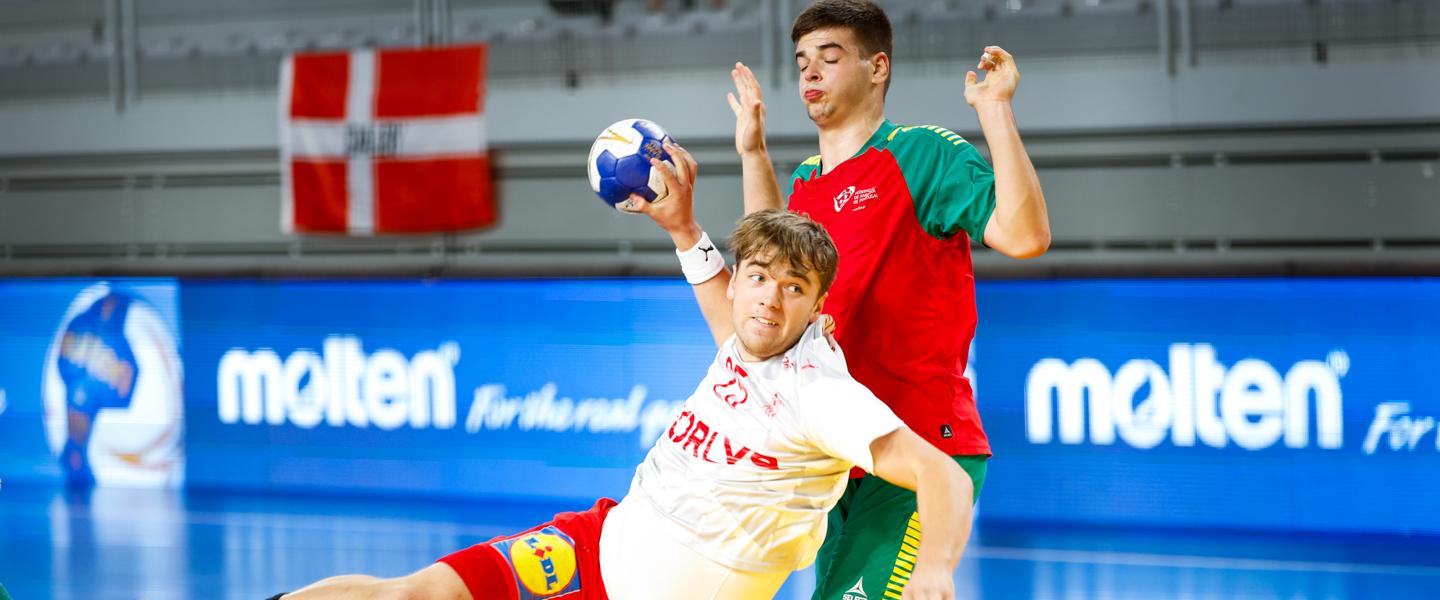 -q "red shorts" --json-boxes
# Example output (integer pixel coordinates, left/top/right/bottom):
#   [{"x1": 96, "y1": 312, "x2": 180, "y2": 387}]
[{"x1": 438, "y1": 497, "x2": 617, "y2": 600}]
